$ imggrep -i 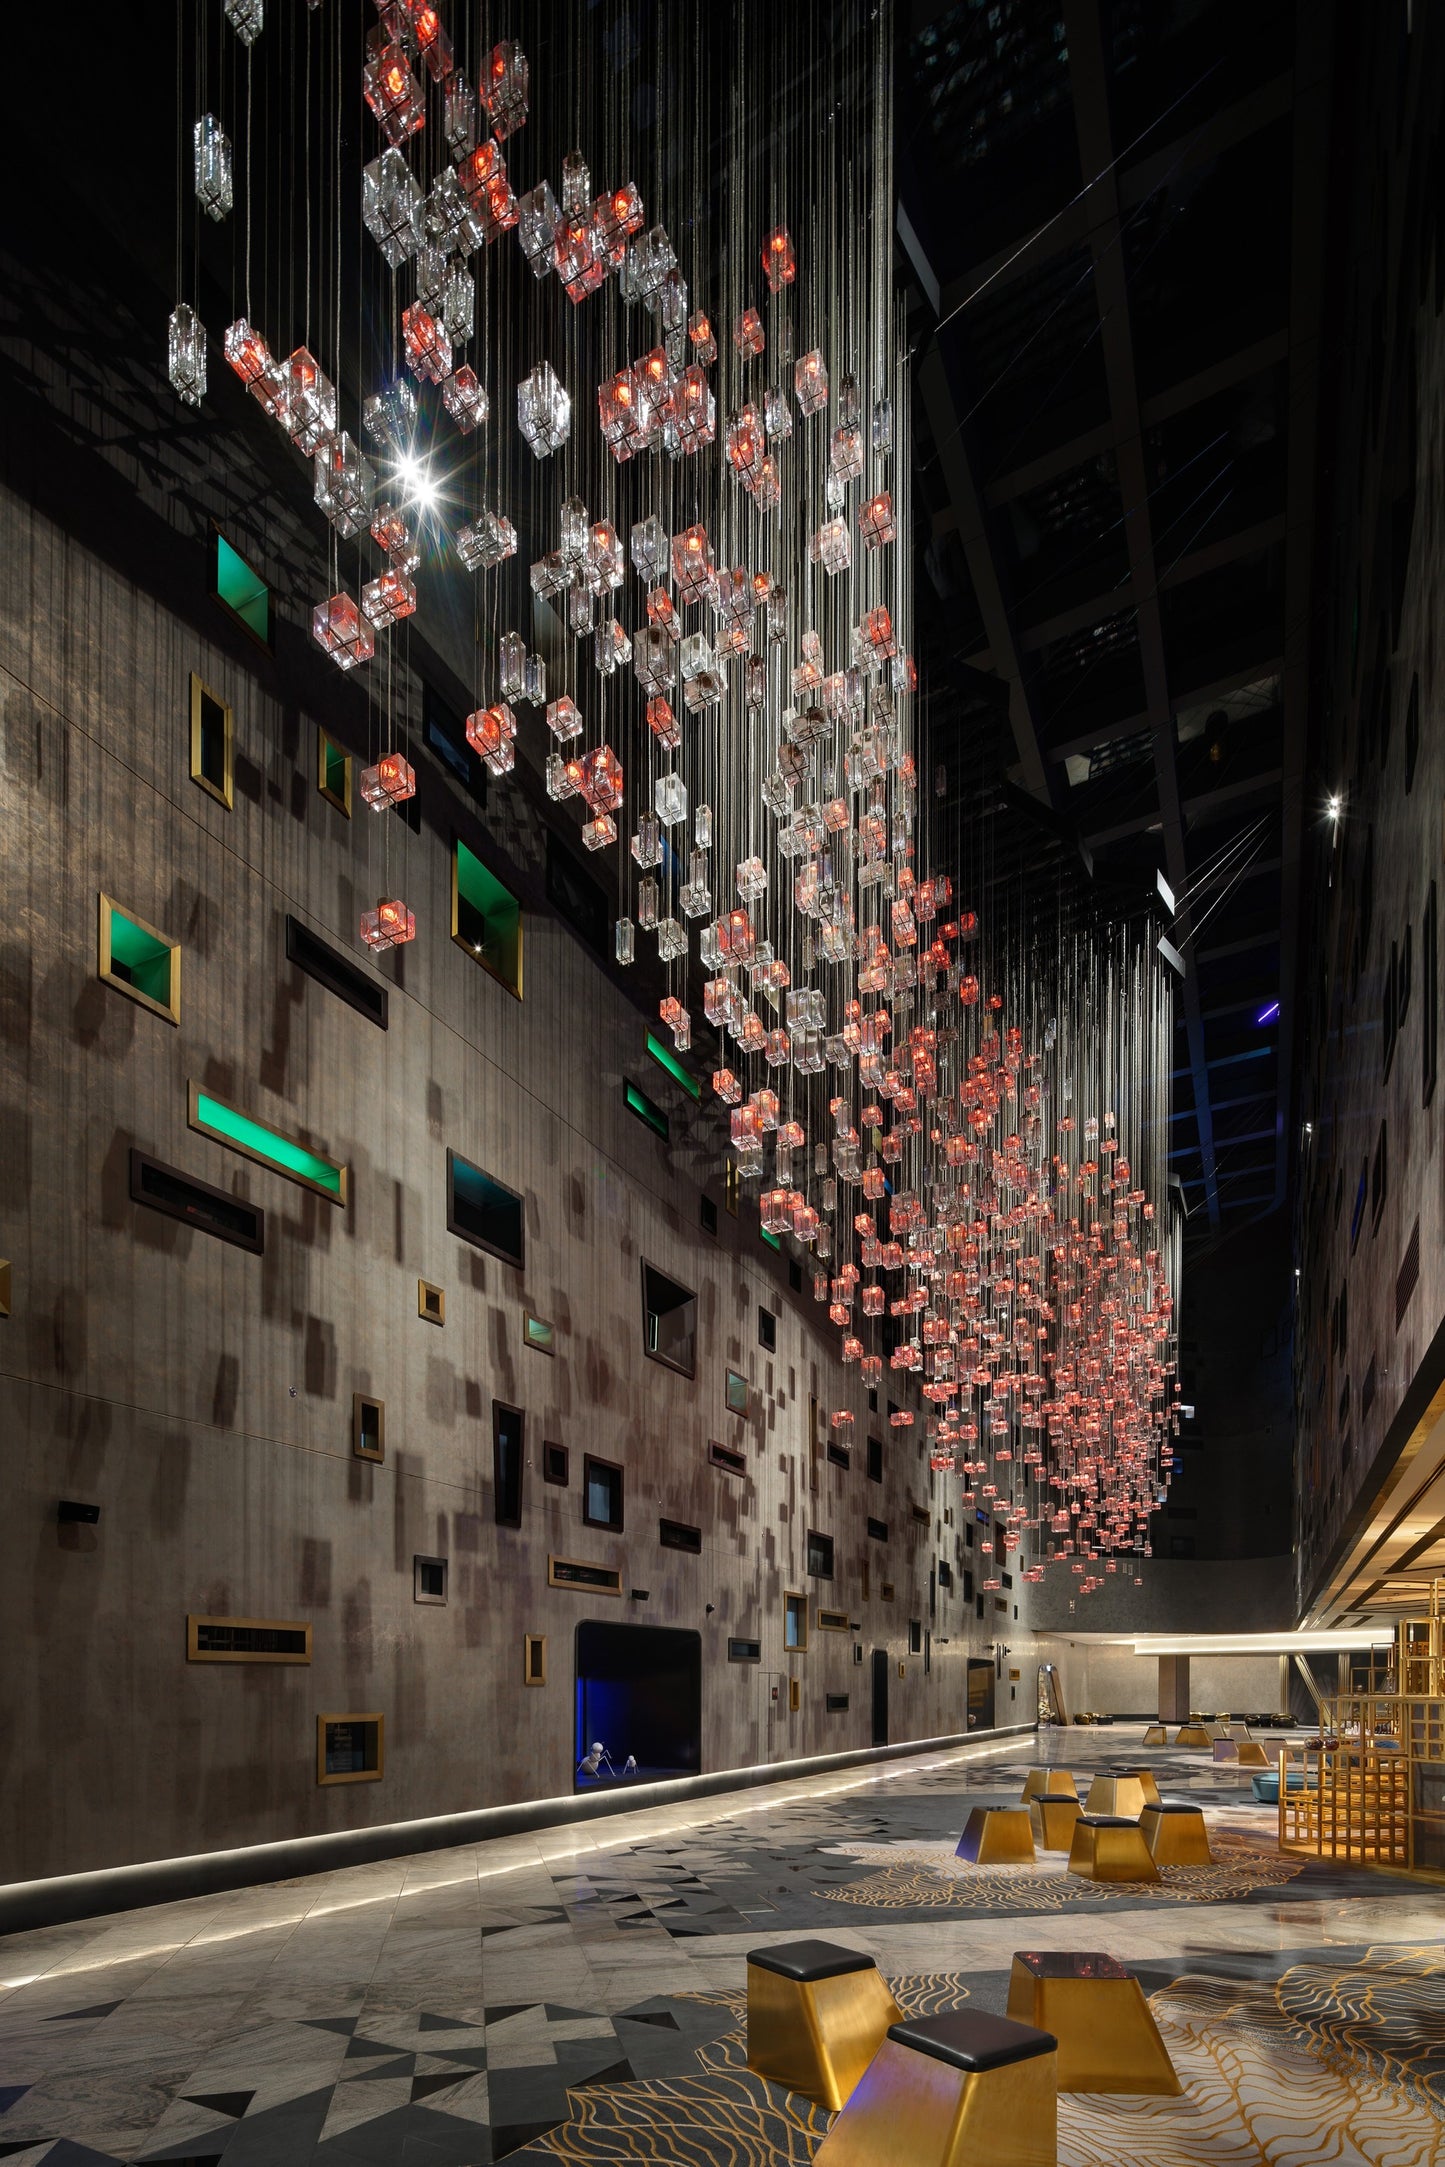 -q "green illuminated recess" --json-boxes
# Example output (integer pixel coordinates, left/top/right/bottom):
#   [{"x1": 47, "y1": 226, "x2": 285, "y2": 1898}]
[
  {"x1": 646, "y1": 1030, "x2": 701, "y2": 1100},
  {"x1": 213, "y1": 531, "x2": 270, "y2": 646},
  {"x1": 760, "y1": 1225, "x2": 781, "y2": 1252},
  {"x1": 189, "y1": 1084, "x2": 347, "y2": 1204},
  {"x1": 98, "y1": 895, "x2": 179, "y2": 1023},
  {"x1": 452, "y1": 840, "x2": 523, "y2": 996},
  {"x1": 625, "y1": 1080, "x2": 670, "y2": 1141}
]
